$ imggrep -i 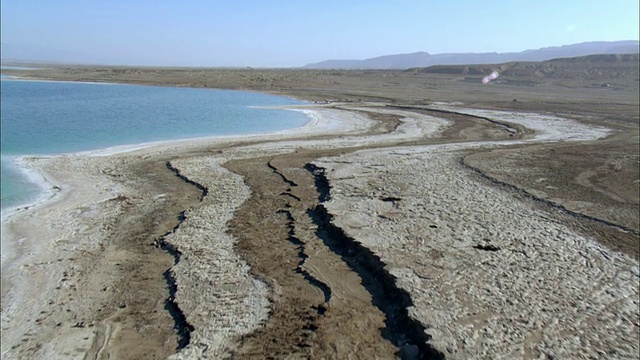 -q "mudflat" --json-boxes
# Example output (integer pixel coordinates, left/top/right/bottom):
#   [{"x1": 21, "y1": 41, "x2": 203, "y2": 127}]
[{"x1": 1, "y1": 58, "x2": 638, "y2": 359}]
